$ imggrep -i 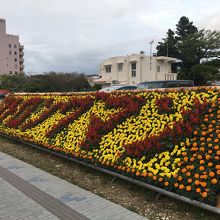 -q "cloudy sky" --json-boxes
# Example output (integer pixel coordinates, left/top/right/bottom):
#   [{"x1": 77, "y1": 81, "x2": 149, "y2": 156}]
[{"x1": 0, "y1": 0, "x2": 220, "y2": 74}]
